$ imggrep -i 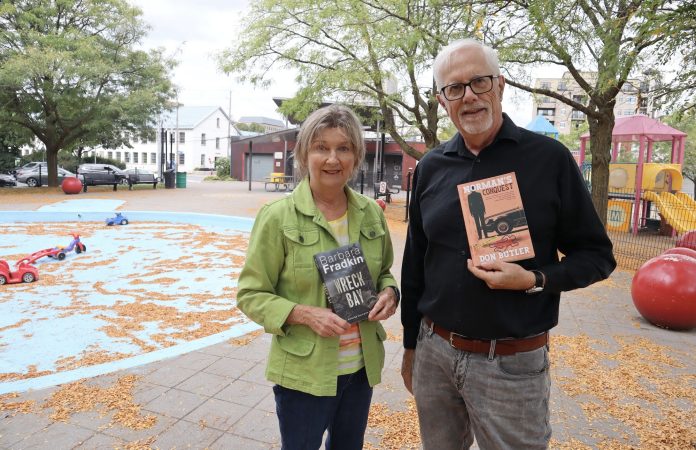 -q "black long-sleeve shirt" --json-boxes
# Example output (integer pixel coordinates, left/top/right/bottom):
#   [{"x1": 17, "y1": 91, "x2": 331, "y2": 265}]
[{"x1": 401, "y1": 114, "x2": 616, "y2": 348}]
